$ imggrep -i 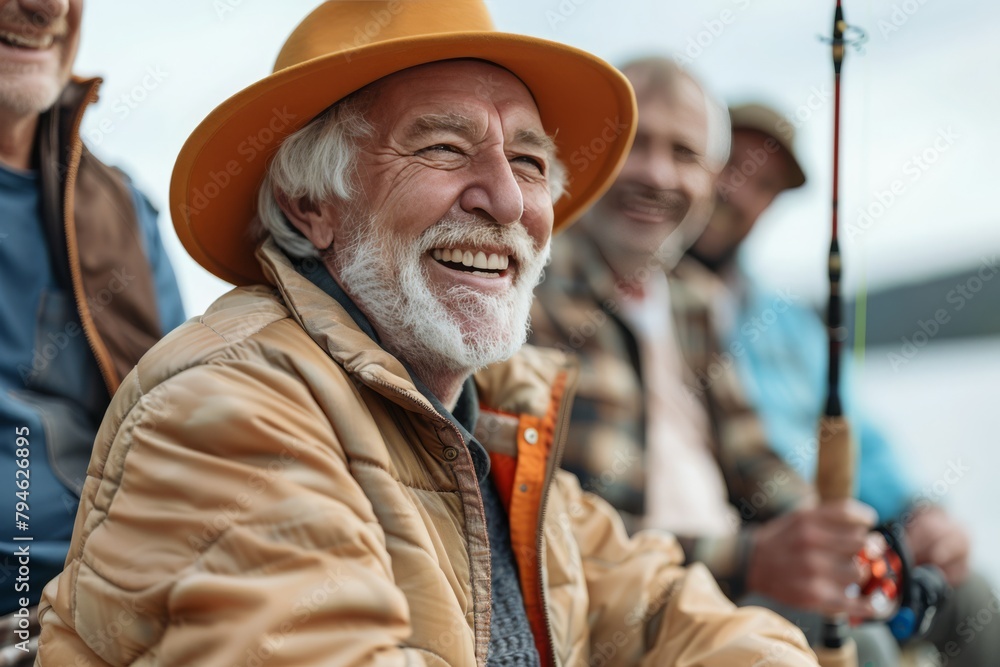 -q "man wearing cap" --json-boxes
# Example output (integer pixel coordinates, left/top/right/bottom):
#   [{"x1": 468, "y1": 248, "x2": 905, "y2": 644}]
[
  {"x1": 0, "y1": 0, "x2": 184, "y2": 662},
  {"x1": 689, "y1": 102, "x2": 1000, "y2": 667},
  {"x1": 529, "y1": 58, "x2": 881, "y2": 629},
  {"x1": 35, "y1": 2, "x2": 820, "y2": 665}
]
